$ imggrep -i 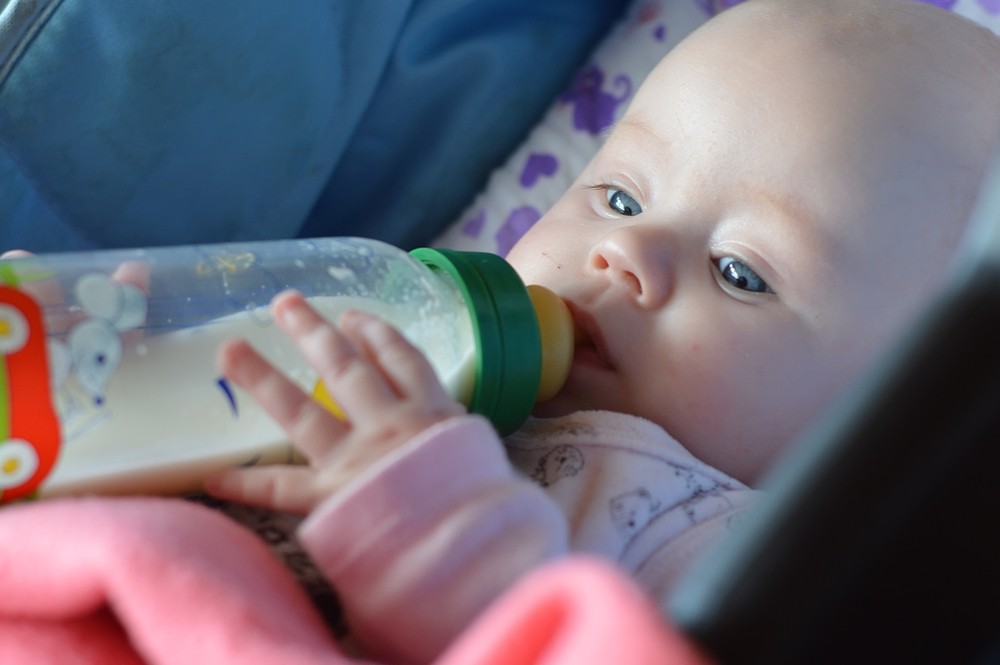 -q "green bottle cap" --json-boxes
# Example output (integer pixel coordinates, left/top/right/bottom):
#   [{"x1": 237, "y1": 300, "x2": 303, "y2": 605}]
[{"x1": 410, "y1": 248, "x2": 541, "y2": 436}]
